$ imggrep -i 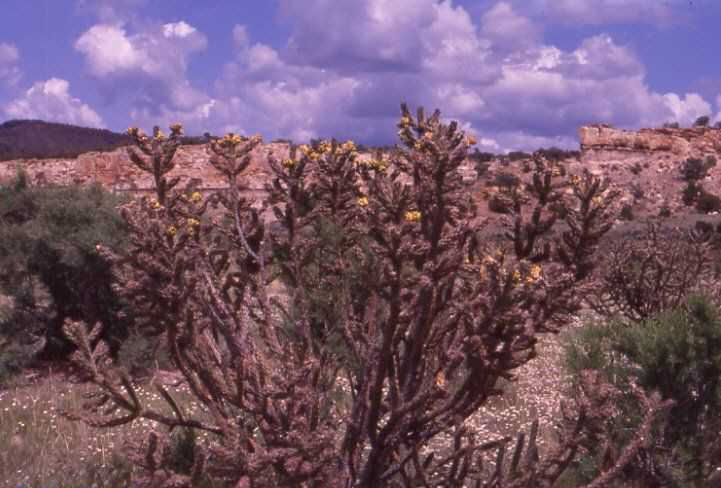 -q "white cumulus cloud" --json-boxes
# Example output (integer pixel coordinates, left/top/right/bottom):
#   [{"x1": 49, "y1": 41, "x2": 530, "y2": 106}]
[
  {"x1": 163, "y1": 21, "x2": 197, "y2": 39},
  {"x1": 662, "y1": 93, "x2": 713, "y2": 126},
  {"x1": 0, "y1": 42, "x2": 21, "y2": 86},
  {"x1": 74, "y1": 19, "x2": 211, "y2": 132},
  {"x1": 4, "y1": 78, "x2": 105, "y2": 128},
  {"x1": 66, "y1": 0, "x2": 717, "y2": 152},
  {"x1": 74, "y1": 25, "x2": 141, "y2": 77},
  {"x1": 75, "y1": 22, "x2": 206, "y2": 80},
  {"x1": 481, "y1": 2, "x2": 542, "y2": 52}
]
